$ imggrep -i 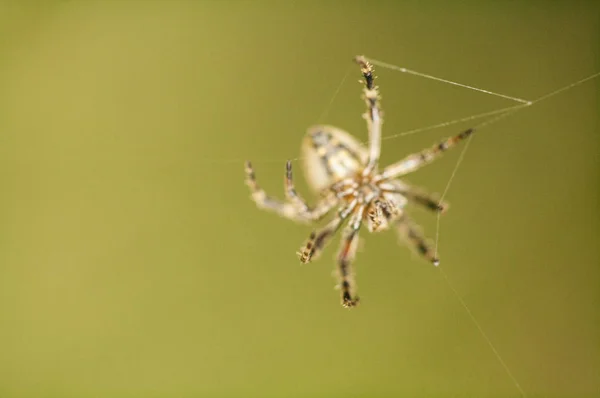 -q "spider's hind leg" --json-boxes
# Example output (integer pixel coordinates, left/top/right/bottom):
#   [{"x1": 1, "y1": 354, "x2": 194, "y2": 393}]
[
  {"x1": 245, "y1": 161, "x2": 335, "y2": 223},
  {"x1": 284, "y1": 161, "x2": 311, "y2": 212},
  {"x1": 245, "y1": 161, "x2": 303, "y2": 222}
]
